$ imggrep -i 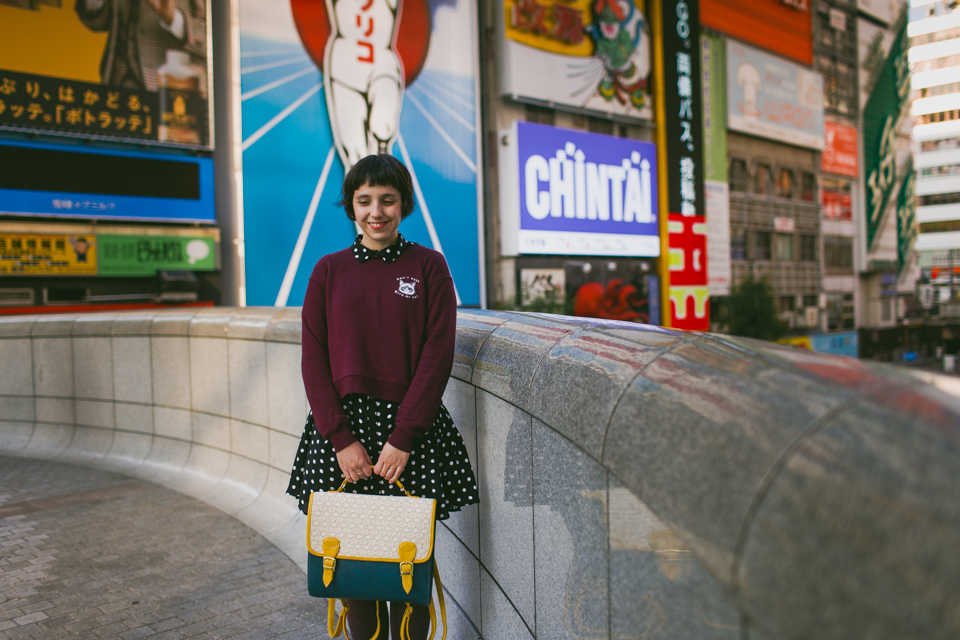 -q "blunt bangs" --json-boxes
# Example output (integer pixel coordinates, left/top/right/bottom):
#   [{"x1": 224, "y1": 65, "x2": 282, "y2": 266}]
[{"x1": 337, "y1": 154, "x2": 416, "y2": 220}]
